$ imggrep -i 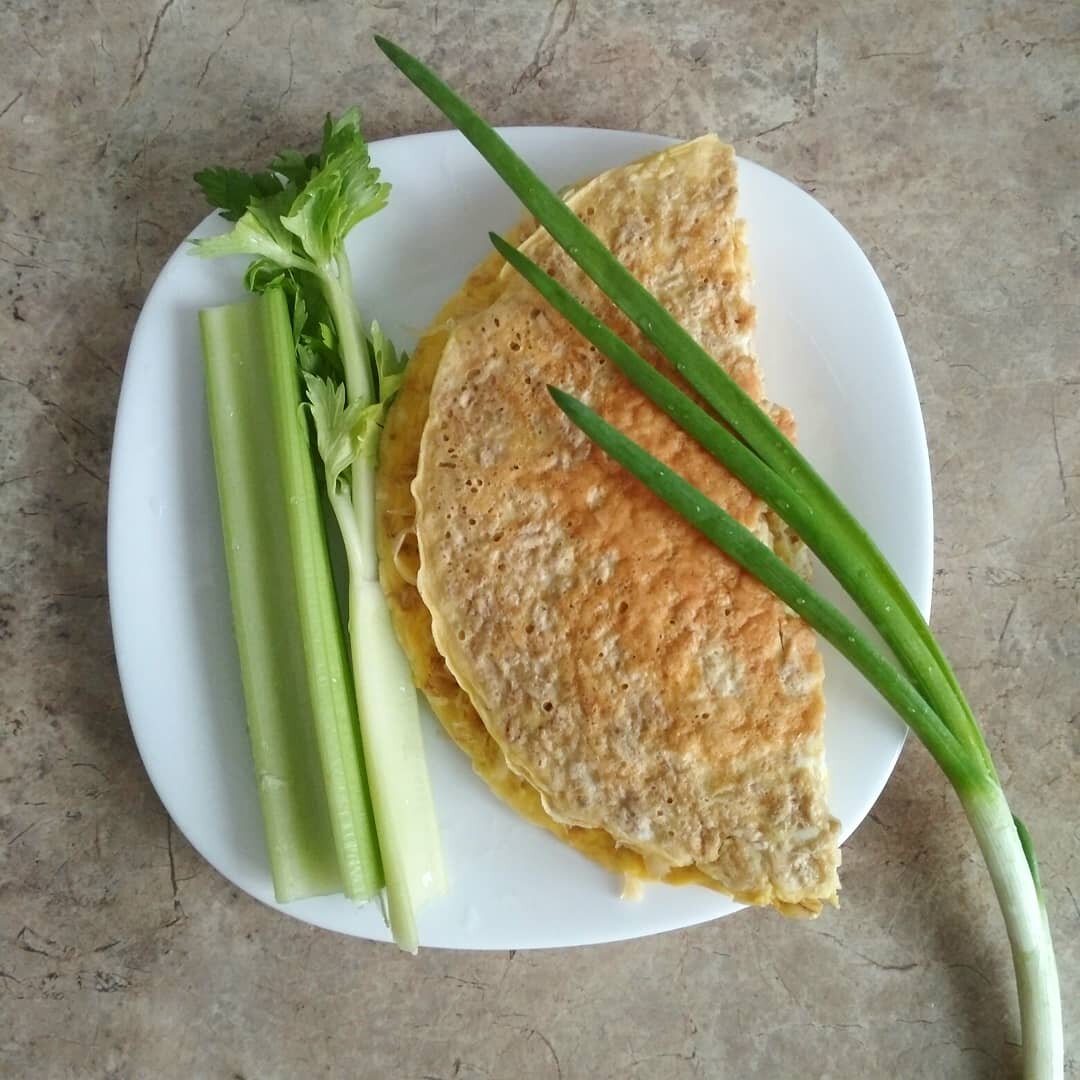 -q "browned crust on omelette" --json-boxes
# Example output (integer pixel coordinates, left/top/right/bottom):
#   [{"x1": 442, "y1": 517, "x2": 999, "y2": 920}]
[{"x1": 377, "y1": 137, "x2": 840, "y2": 912}]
